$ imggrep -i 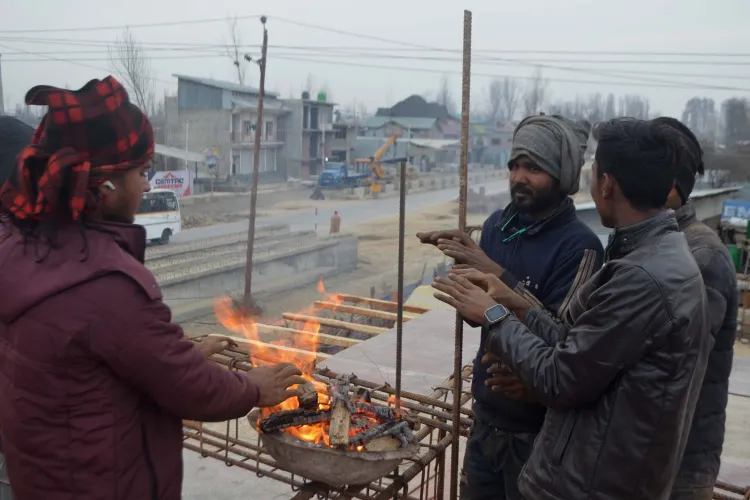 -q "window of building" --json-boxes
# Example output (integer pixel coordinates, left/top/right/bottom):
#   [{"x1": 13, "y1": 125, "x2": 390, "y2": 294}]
[
  {"x1": 244, "y1": 120, "x2": 255, "y2": 136},
  {"x1": 310, "y1": 107, "x2": 319, "y2": 130},
  {"x1": 334, "y1": 128, "x2": 346, "y2": 139},
  {"x1": 265, "y1": 121, "x2": 274, "y2": 141},
  {"x1": 491, "y1": 137, "x2": 502, "y2": 146}
]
